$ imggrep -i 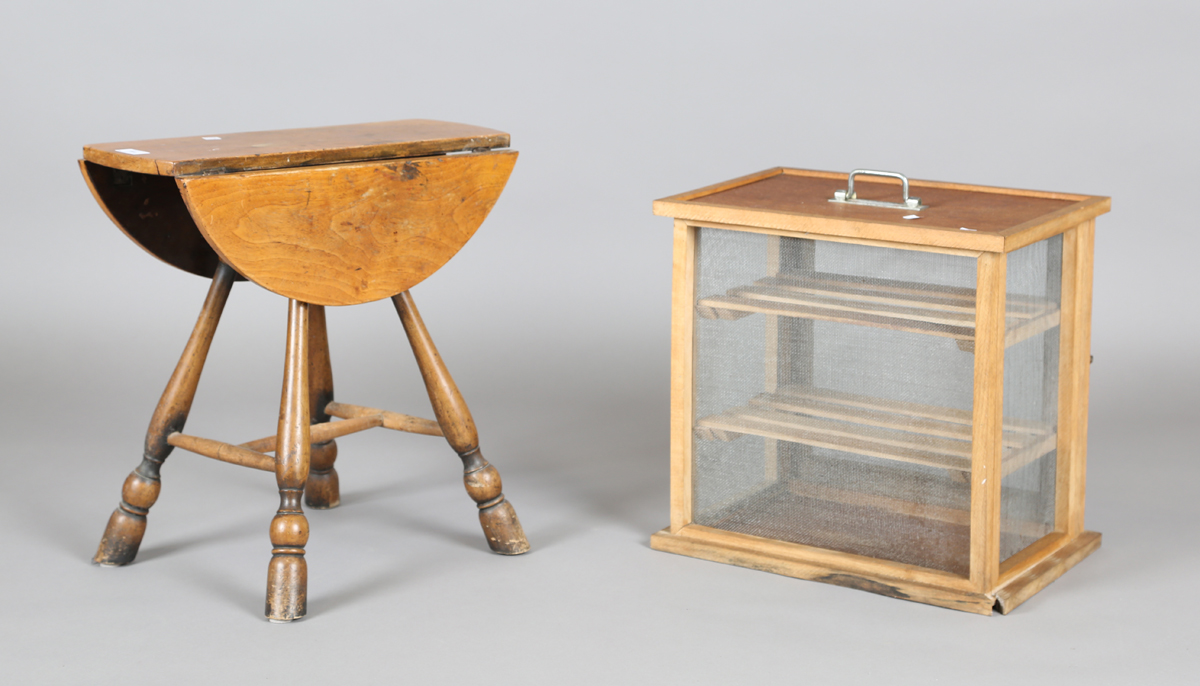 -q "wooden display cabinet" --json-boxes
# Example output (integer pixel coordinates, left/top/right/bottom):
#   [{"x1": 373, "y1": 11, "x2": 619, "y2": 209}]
[{"x1": 651, "y1": 168, "x2": 1108, "y2": 614}]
